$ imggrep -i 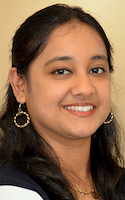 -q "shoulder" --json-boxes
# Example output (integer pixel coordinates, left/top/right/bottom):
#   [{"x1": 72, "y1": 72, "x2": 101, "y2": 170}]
[
  {"x1": 0, "y1": 162, "x2": 50, "y2": 200},
  {"x1": 0, "y1": 185, "x2": 44, "y2": 200}
]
